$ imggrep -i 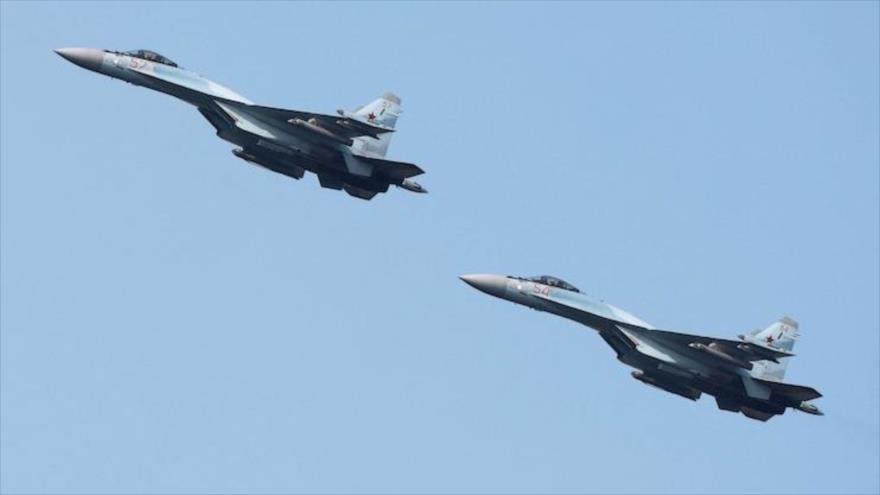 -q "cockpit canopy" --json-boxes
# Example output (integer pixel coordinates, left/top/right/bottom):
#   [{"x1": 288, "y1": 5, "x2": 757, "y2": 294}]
[
  {"x1": 509, "y1": 275, "x2": 580, "y2": 293},
  {"x1": 121, "y1": 49, "x2": 178, "y2": 67}
]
